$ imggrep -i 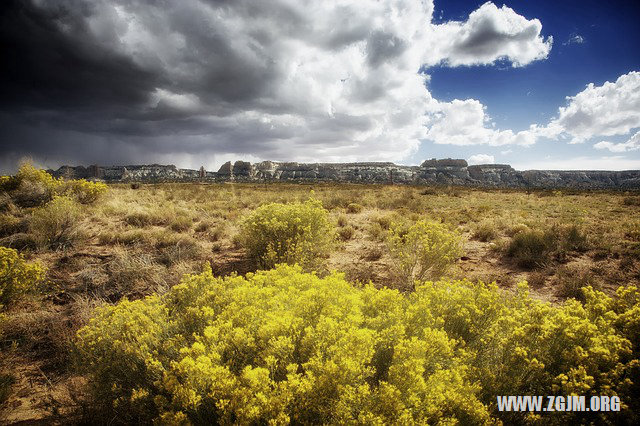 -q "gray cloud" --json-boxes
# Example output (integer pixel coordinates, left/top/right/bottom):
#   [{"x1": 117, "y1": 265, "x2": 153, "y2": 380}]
[
  {"x1": 0, "y1": 0, "x2": 552, "y2": 172},
  {"x1": 366, "y1": 31, "x2": 408, "y2": 67},
  {"x1": 454, "y1": 15, "x2": 539, "y2": 56}
]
